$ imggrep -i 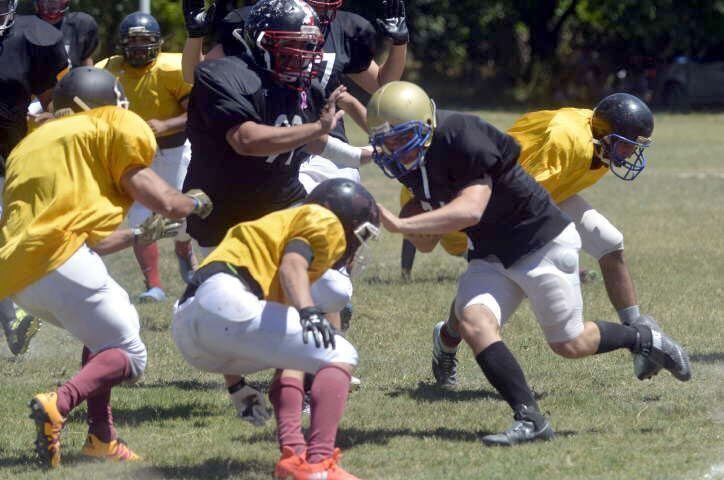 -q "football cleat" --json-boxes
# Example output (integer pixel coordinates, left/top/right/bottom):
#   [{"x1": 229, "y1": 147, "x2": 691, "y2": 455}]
[
  {"x1": 276, "y1": 448, "x2": 359, "y2": 480},
  {"x1": 137, "y1": 286, "x2": 166, "y2": 303},
  {"x1": 432, "y1": 321, "x2": 459, "y2": 388},
  {"x1": 81, "y1": 434, "x2": 141, "y2": 462},
  {"x1": 1, "y1": 305, "x2": 41, "y2": 356},
  {"x1": 340, "y1": 302, "x2": 353, "y2": 333},
  {"x1": 482, "y1": 405, "x2": 555, "y2": 447},
  {"x1": 273, "y1": 446, "x2": 306, "y2": 479},
  {"x1": 627, "y1": 315, "x2": 663, "y2": 380},
  {"x1": 28, "y1": 392, "x2": 65, "y2": 468},
  {"x1": 579, "y1": 268, "x2": 599, "y2": 284},
  {"x1": 632, "y1": 319, "x2": 691, "y2": 382},
  {"x1": 175, "y1": 250, "x2": 198, "y2": 285},
  {"x1": 349, "y1": 375, "x2": 362, "y2": 391}
]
